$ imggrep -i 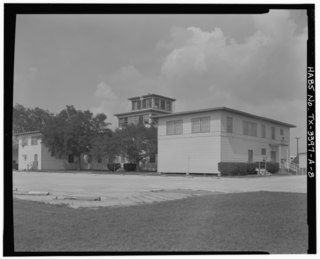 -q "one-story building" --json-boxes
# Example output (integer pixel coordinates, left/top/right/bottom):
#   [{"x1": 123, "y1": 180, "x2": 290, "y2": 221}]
[{"x1": 153, "y1": 107, "x2": 295, "y2": 174}]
